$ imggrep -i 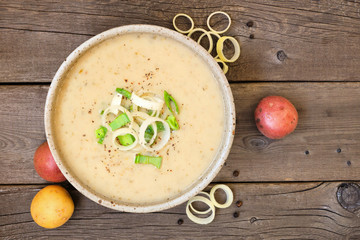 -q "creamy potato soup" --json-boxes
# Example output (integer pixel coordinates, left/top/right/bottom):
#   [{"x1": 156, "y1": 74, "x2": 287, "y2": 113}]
[{"x1": 53, "y1": 33, "x2": 224, "y2": 205}]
